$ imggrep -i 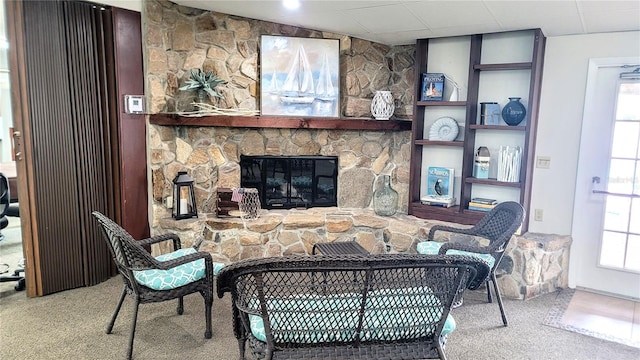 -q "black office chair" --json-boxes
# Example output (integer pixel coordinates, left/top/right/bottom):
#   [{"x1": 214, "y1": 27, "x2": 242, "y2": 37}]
[{"x1": 0, "y1": 173, "x2": 25, "y2": 291}]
